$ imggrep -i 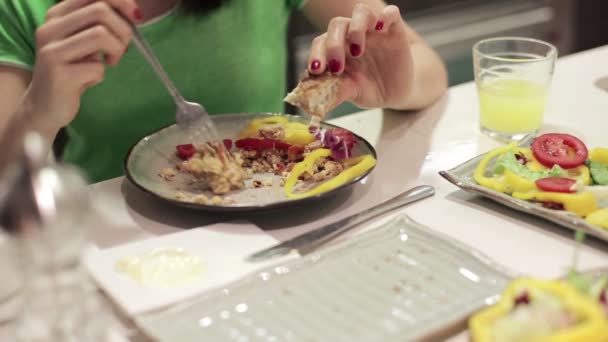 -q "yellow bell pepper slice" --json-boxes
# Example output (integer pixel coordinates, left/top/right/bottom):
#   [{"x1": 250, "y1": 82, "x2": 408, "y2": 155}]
[
  {"x1": 586, "y1": 208, "x2": 608, "y2": 229},
  {"x1": 503, "y1": 170, "x2": 538, "y2": 193},
  {"x1": 513, "y1": 147, "x2": 546, "y2": 172},
  {"x1": 512, "y1": 191, "x2": 598, "y2": 217},
  {"x1": 567, "y1": 165, "x2": 592, "y2": 186},
  {"x1": 469, "y1": 278, "x2": 608, "y2": 342},
  {"x1": 590, "y1": 147, "x2": 608, "y2": 166},
  {"x1": 238, "y1": 117, "x2": 316, "y2": 145},
  {"x1": 283, "y1": 122, "x2": 316, "y2": 145},
  {"x1": 238, "y1": 117, "x2": 290, "y2": 138},
  {"x1": 252, "y1": 116, "x2": 289, "y2": 125},
  {"x1": 473, "y1": 143, "x2": 517, "y2": 193},
  {"x1": 284, "y1": 149, "x2": 376, "y2": 199}
]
